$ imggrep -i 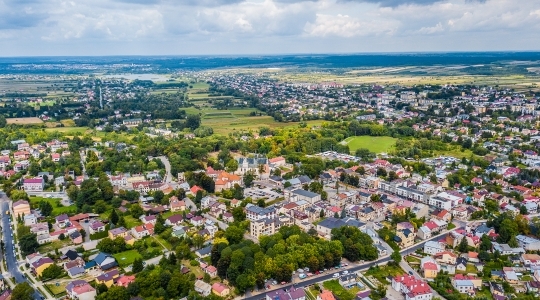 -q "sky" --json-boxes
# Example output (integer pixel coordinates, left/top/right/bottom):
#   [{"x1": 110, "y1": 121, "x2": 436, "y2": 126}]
[{"x1": 0, "y1": 0, "x2": 539, "y2": 56}]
